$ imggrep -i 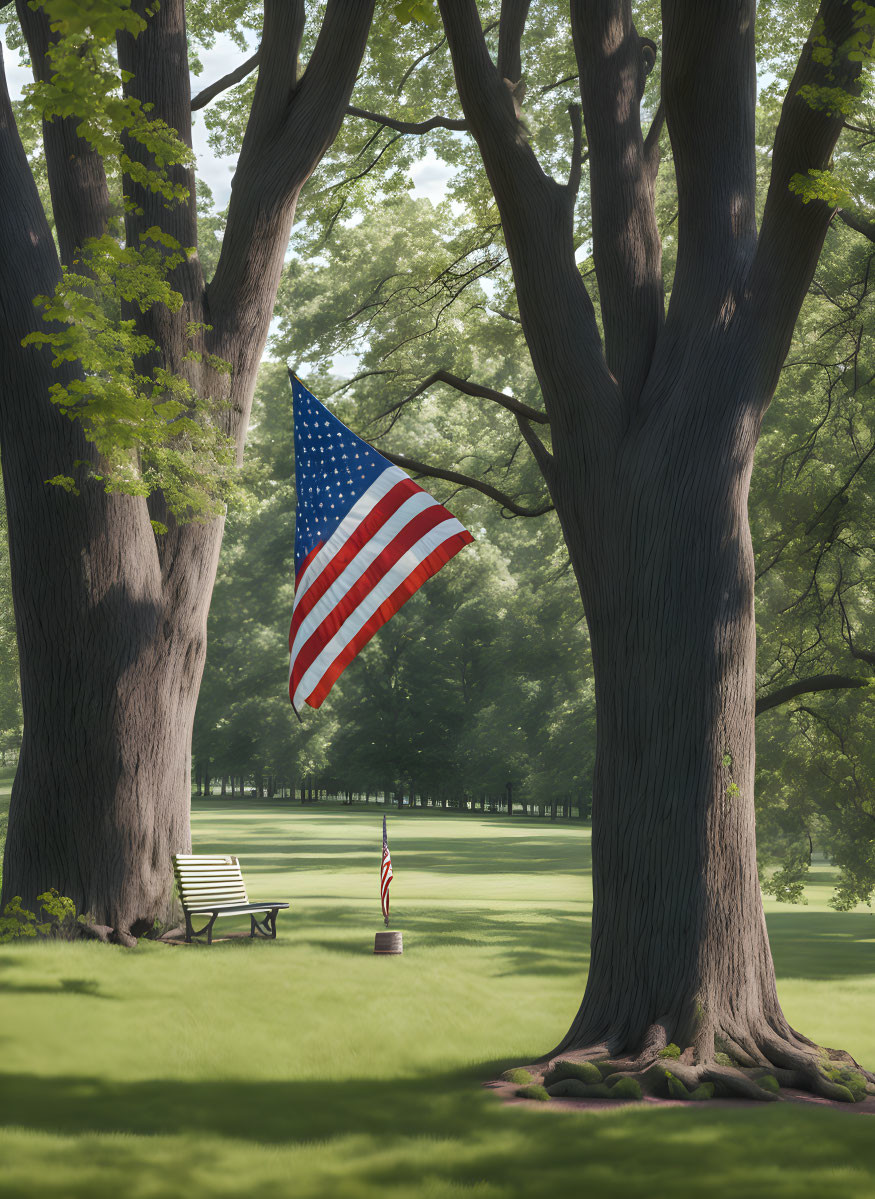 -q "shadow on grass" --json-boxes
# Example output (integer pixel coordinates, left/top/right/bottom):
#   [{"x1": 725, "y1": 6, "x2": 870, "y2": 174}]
[
  {"x1": 0, "y1": 1065, "x2": 874, "y2": 1199},
  {"x1": 767, "y1": 911, "x2": 875, "y2": 982},
  {"x1": 281, "y1": 905, "x2": 590, "y2": 977},
  {"x1": 187, "y1": 833, "x2": 590, "y2": 877},
  {"x1": 0, "y1": 959, "x2": 111, "y2": 999}
]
